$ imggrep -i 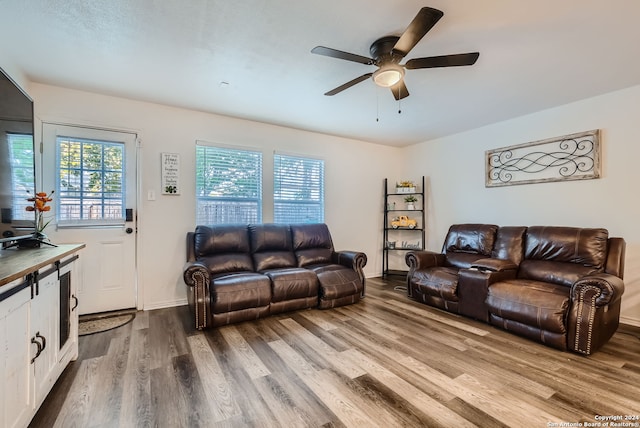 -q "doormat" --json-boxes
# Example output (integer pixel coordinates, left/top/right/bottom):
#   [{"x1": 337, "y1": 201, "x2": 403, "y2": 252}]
[{"x1": 79, "y1": 311, "x2": 136, "y2": 336}]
